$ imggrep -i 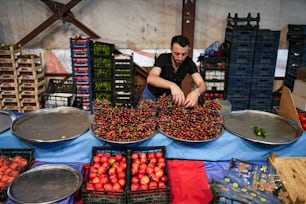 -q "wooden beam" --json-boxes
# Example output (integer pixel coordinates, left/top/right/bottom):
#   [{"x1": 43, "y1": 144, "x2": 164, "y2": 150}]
[
  {"x1": 181, "y1": 0, "x2": 196, "y2": 96},
  {"x1": 63, "y1": 13, "x2": 100, "y2": 39},
  {"x1": 16, "y1": 0, "x2": 85, "y2": 46},
  {"x1": 182, "y1": 0, "x2": 196, "y2": 57}
]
